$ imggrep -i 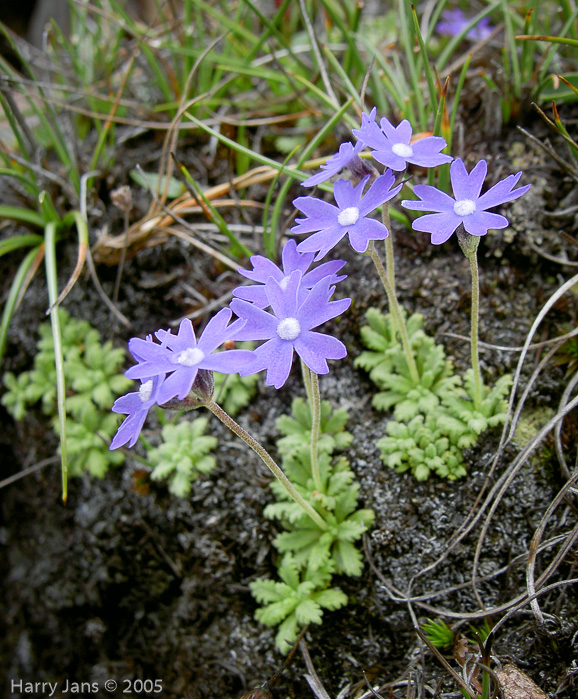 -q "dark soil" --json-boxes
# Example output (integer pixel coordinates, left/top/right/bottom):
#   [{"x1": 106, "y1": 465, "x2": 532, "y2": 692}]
[{"x1": 2, "y1": 101, "x2": 578, "y2": 699}]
